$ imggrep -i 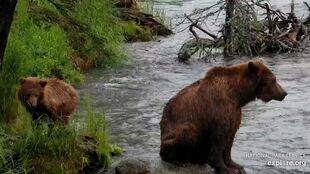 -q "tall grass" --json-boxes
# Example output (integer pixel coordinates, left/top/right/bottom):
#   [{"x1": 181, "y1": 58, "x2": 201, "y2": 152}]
[
  {"x1": 80, "y1": 97, "x2": 122, "y2": 166},
  {"x1": 0, "y1": 98, "x2": 120, "y2": 173},
  {"x1": 74, "y1": 0, "x2": 125, "y2": 67},
  {"x1": 121, "y1": 21, "x2": 153, "y2": 42},
  {"x1": 138, "y1": 0, "x2": 171, "y2": 28}
]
